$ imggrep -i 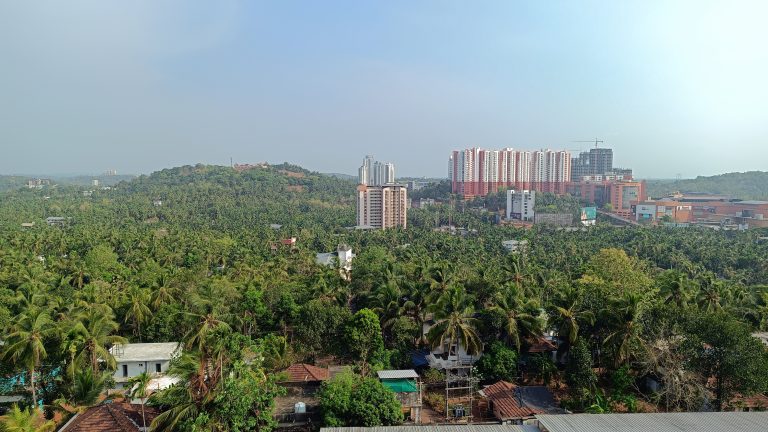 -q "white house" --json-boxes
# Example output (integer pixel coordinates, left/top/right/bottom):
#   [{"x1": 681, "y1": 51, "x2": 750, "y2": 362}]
[
  {"x1": 316, "y1": 244, "x2": 355, "y2": 279},
  {"x1": 502, "y1": 239, "x2": 528, "y2": 254},
  {"x1": 422, "y1": 320, "x2": 482, "y2": 369},
  {"x1": 110, "y1": 342, "x2": 181, "y2": 390}
]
